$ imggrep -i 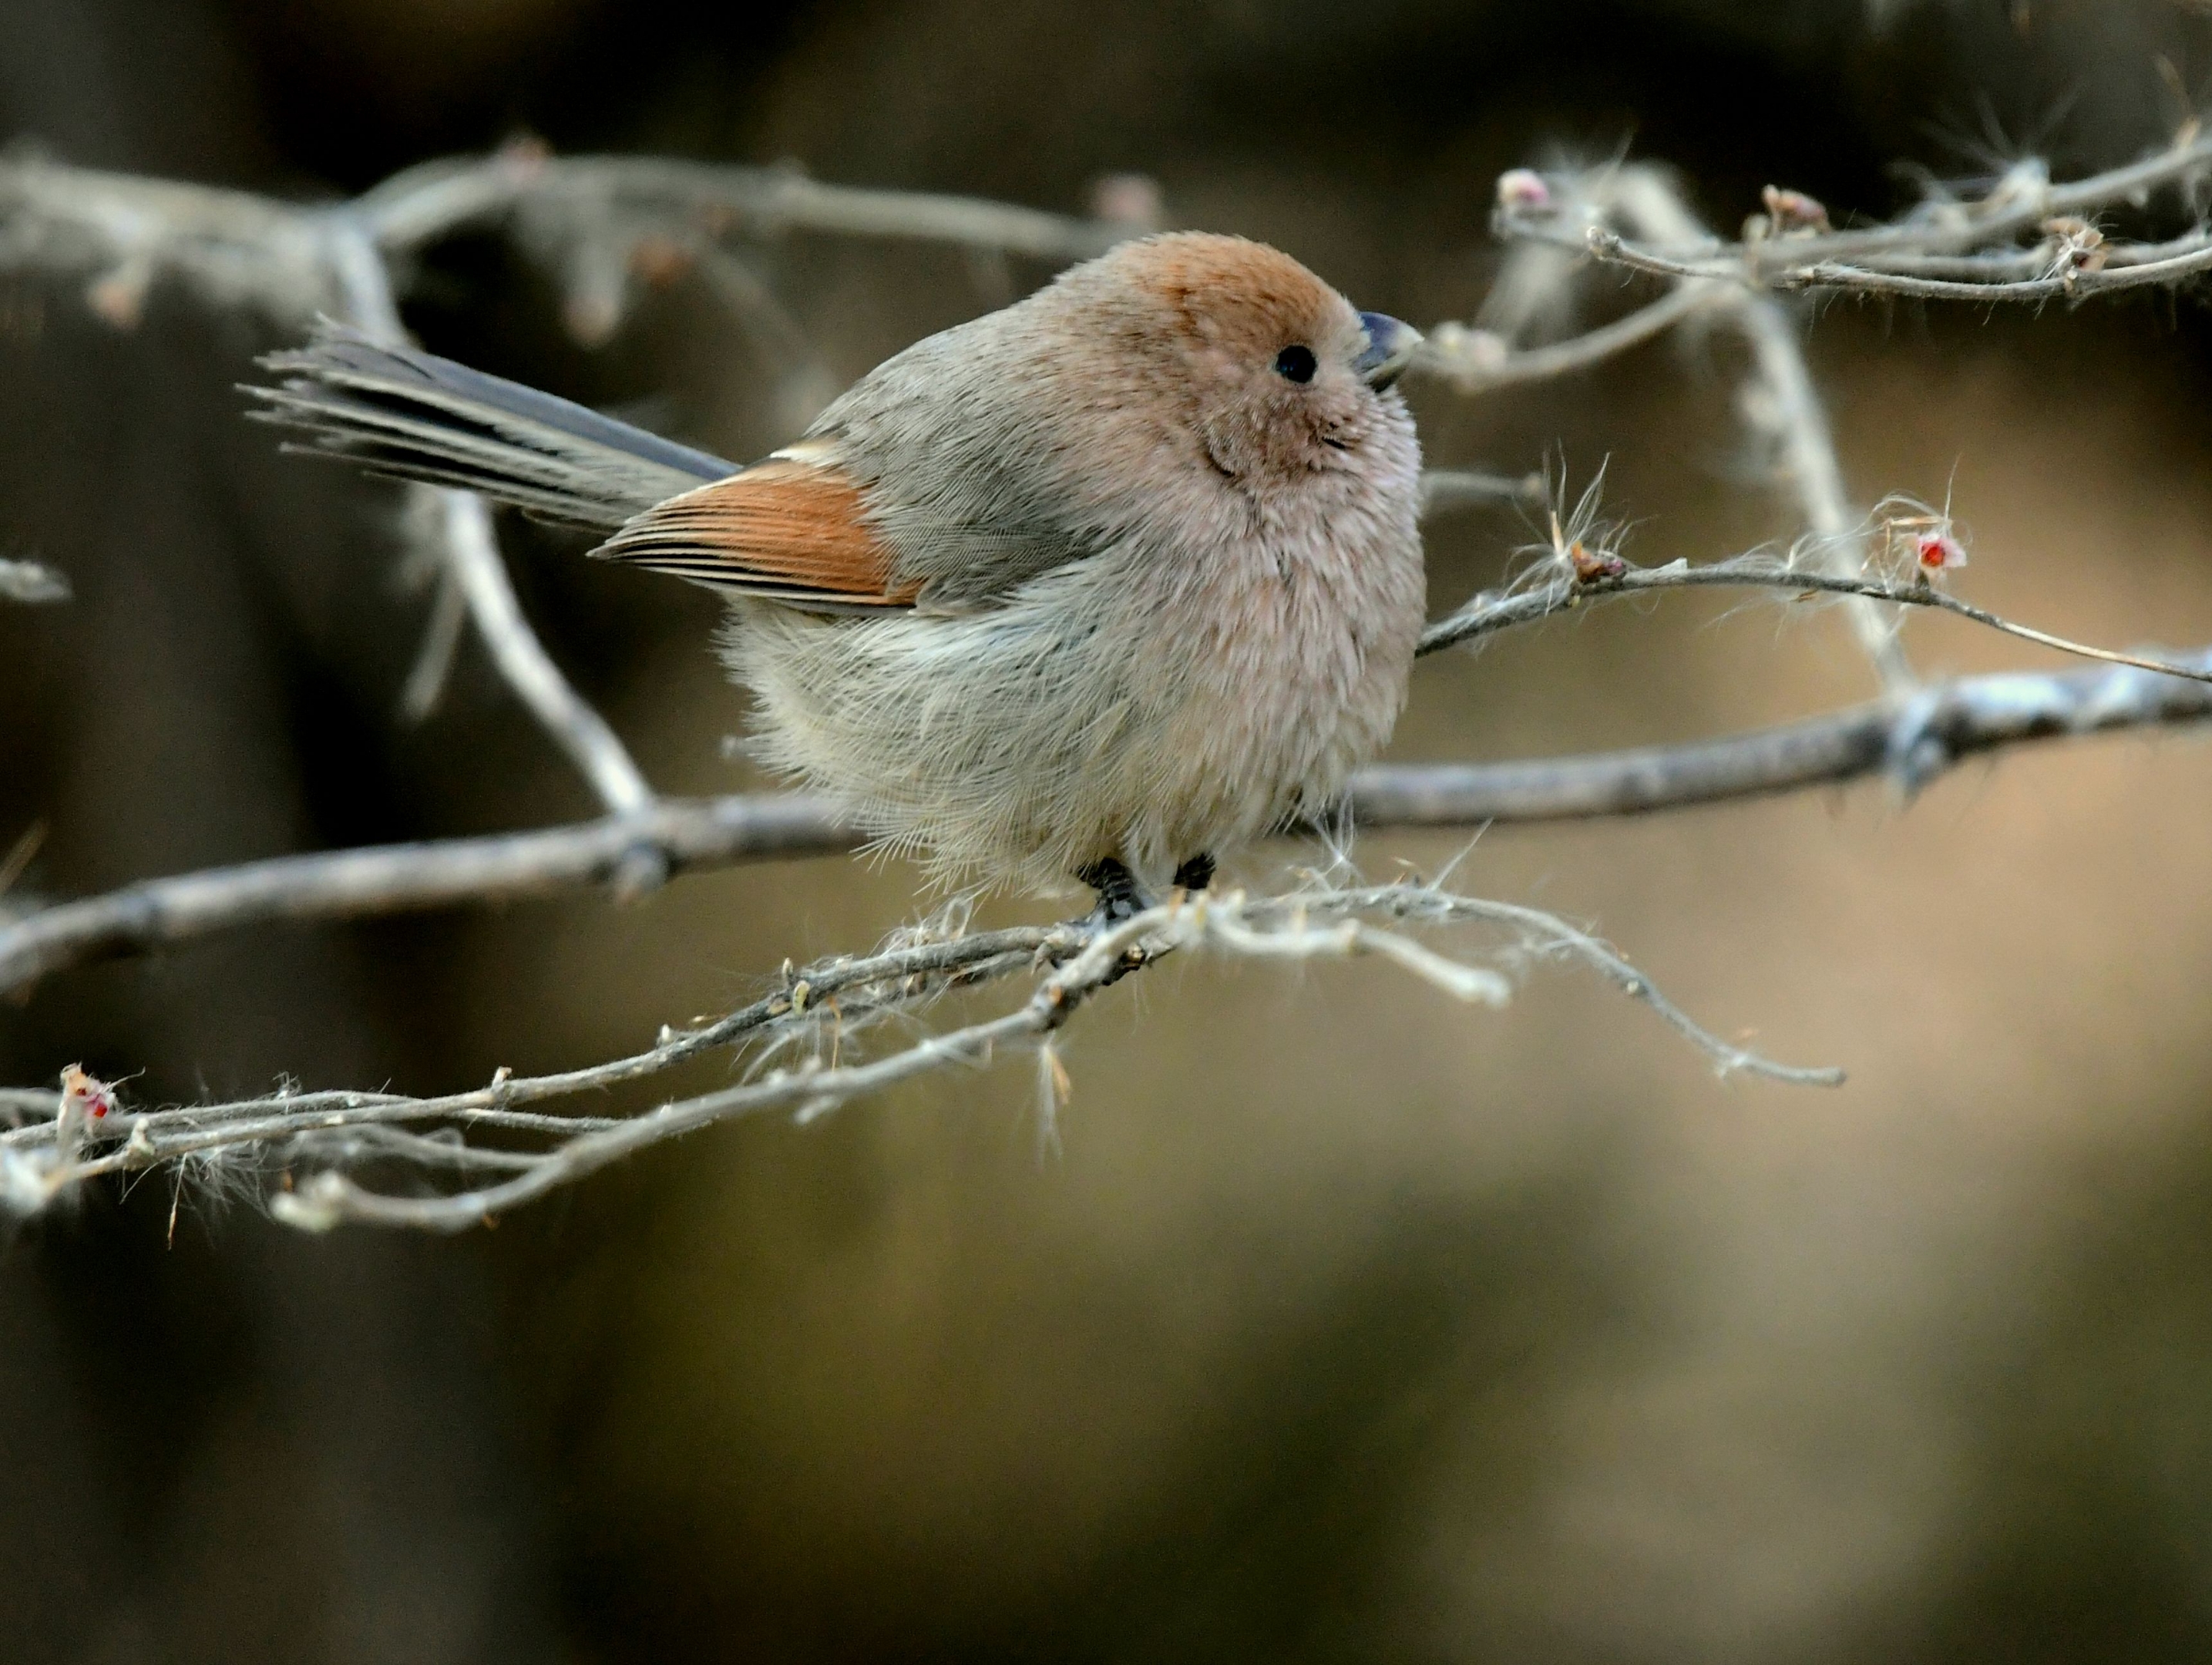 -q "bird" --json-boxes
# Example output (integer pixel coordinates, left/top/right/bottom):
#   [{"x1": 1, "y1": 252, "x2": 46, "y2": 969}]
[{"x1": 250, "y1": 231, "x2": 1427, "y2": 920}]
